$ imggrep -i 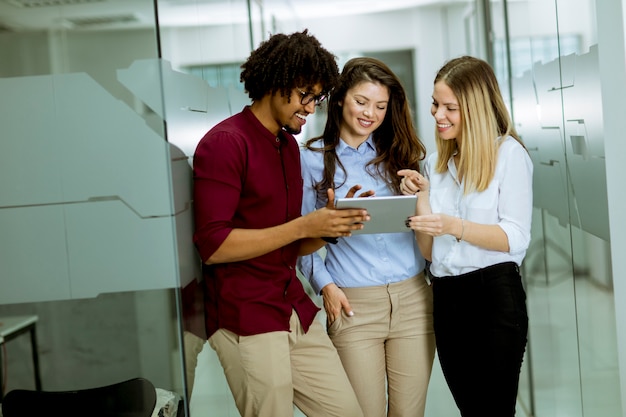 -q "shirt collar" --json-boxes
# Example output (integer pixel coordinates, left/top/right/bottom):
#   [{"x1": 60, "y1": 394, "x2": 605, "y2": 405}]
[
  {"x1": 242, "y1": 105, "x2": 291, "y2": 148},
  {"x1": 447, "y1": 150, "x2": 461, "y2": 184},
  {"x1": 337, "y1": 134, "x2": 376, "y2": 155}
]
